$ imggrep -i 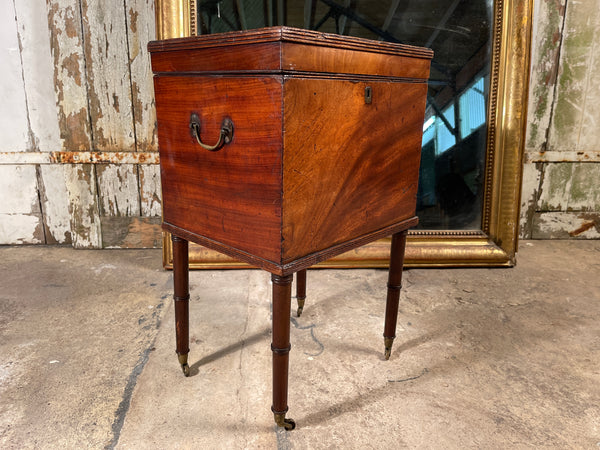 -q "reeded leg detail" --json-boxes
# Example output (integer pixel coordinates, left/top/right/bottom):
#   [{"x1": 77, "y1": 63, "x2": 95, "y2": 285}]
[
  {"x1": 296, "y1": 269, "x2": 307, "y2": 317},
  {"x1": 173, "y1": 235, "x2": 190, "y2": 377},
  {"x1": 383, "y1": 230, "x2": 408, "y2": 360},
  {"x1": 271, "y1": 273, "x2": 295, "y2": 429}
]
